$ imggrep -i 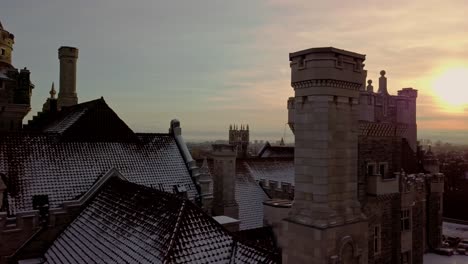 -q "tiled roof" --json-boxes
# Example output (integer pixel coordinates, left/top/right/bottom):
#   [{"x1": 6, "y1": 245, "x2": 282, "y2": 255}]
[
  {"x1": 197, "y1": 158, "x2": 288, "y2": 231},
  {"x1": 25, "y1": 98, "x2": 138, "y2": 142},
  {"x1": 43, "y1": 178, "x2": 280, "y2": 264},
  {"x1": 257, "y1": 142, "x2": 294, "y2": 158},
  {"x1": 235, "y1": 161, "x2": 269, "y2": 230},
  {"x1": 359, "y1": 121, "x2": 407, "y2": 137},
  {"x1": 0, "y1": 133, "x2": 198, "y2": 215},
  {"x1": 241, "y1": 158, "x2": 294, "y2": 186}
]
